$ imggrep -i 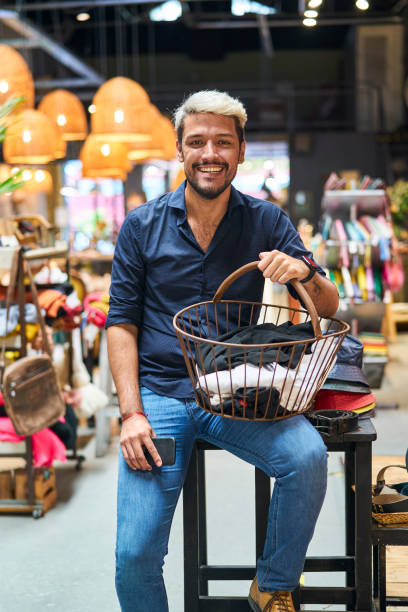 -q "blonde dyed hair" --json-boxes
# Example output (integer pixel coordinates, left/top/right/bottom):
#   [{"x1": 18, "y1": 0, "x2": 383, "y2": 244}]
[{"x1": 173, "y1": 90, "x2": 247, "y2": 143}]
